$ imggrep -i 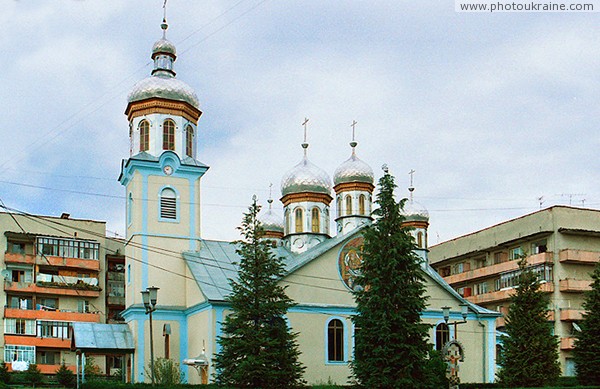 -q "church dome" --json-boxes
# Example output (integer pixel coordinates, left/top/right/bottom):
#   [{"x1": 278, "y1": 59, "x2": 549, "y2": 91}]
[
  {"x1": 281, "y1": 156, "x2": 331, "y2": 197},
  {"x1": 152, "y1": 38, "x2": 176, "y2": 57},
  {"x1": 128, "y1": 76, "x2": 199, "y2": 108},
  {"x1": 402, "y1": 199, "x2": 429, "y2": 222},
  {"x1": 259, "y1": 204, "x2": 284, "y2": 233},
  {"x1": 333, "y1": 153, "x2": 374, "y2": 186}
]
